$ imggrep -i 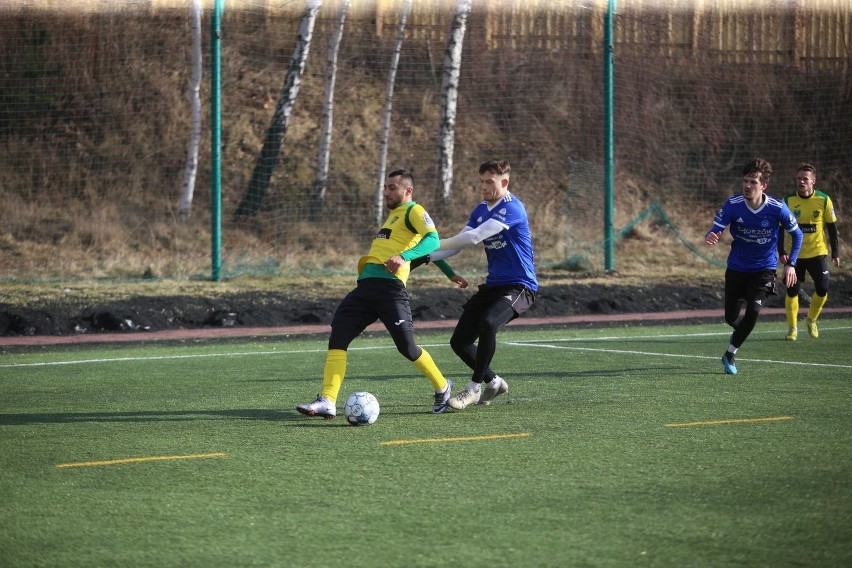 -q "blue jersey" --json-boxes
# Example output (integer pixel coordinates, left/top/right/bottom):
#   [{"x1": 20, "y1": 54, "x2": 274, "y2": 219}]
[
  {"x1": 467, "y1": 192, "x2": 538, "y2": 290},
  {"x1": 710, "y1": 194, "x2": 802, "y2": 272}
]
